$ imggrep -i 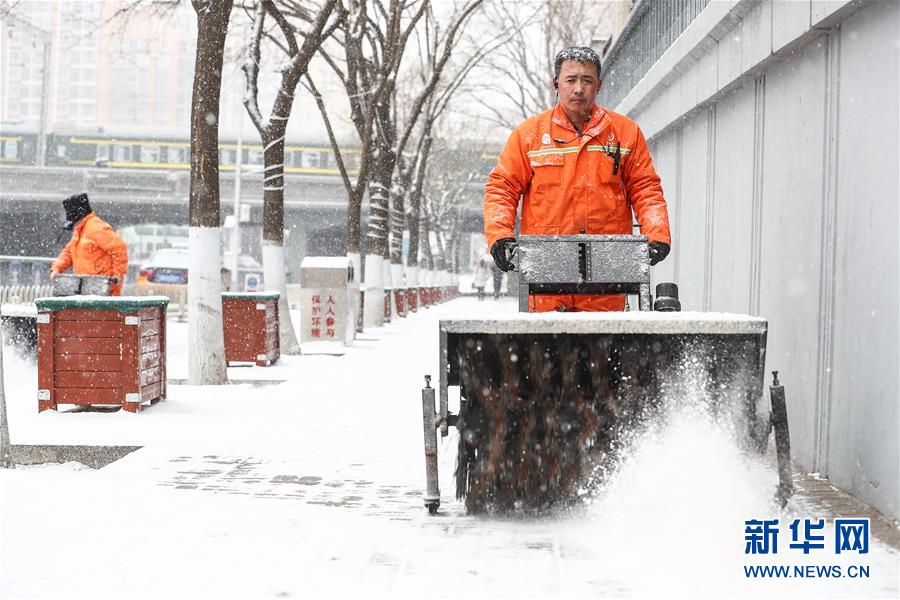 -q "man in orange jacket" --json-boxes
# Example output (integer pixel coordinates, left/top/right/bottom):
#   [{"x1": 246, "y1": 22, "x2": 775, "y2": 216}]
[
  {"x1": 51, "y1": 193, "x2": 129, "y2": 296},
  {"x1": 484, "y1": 46, "x2": 671, "y2": 312}
]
